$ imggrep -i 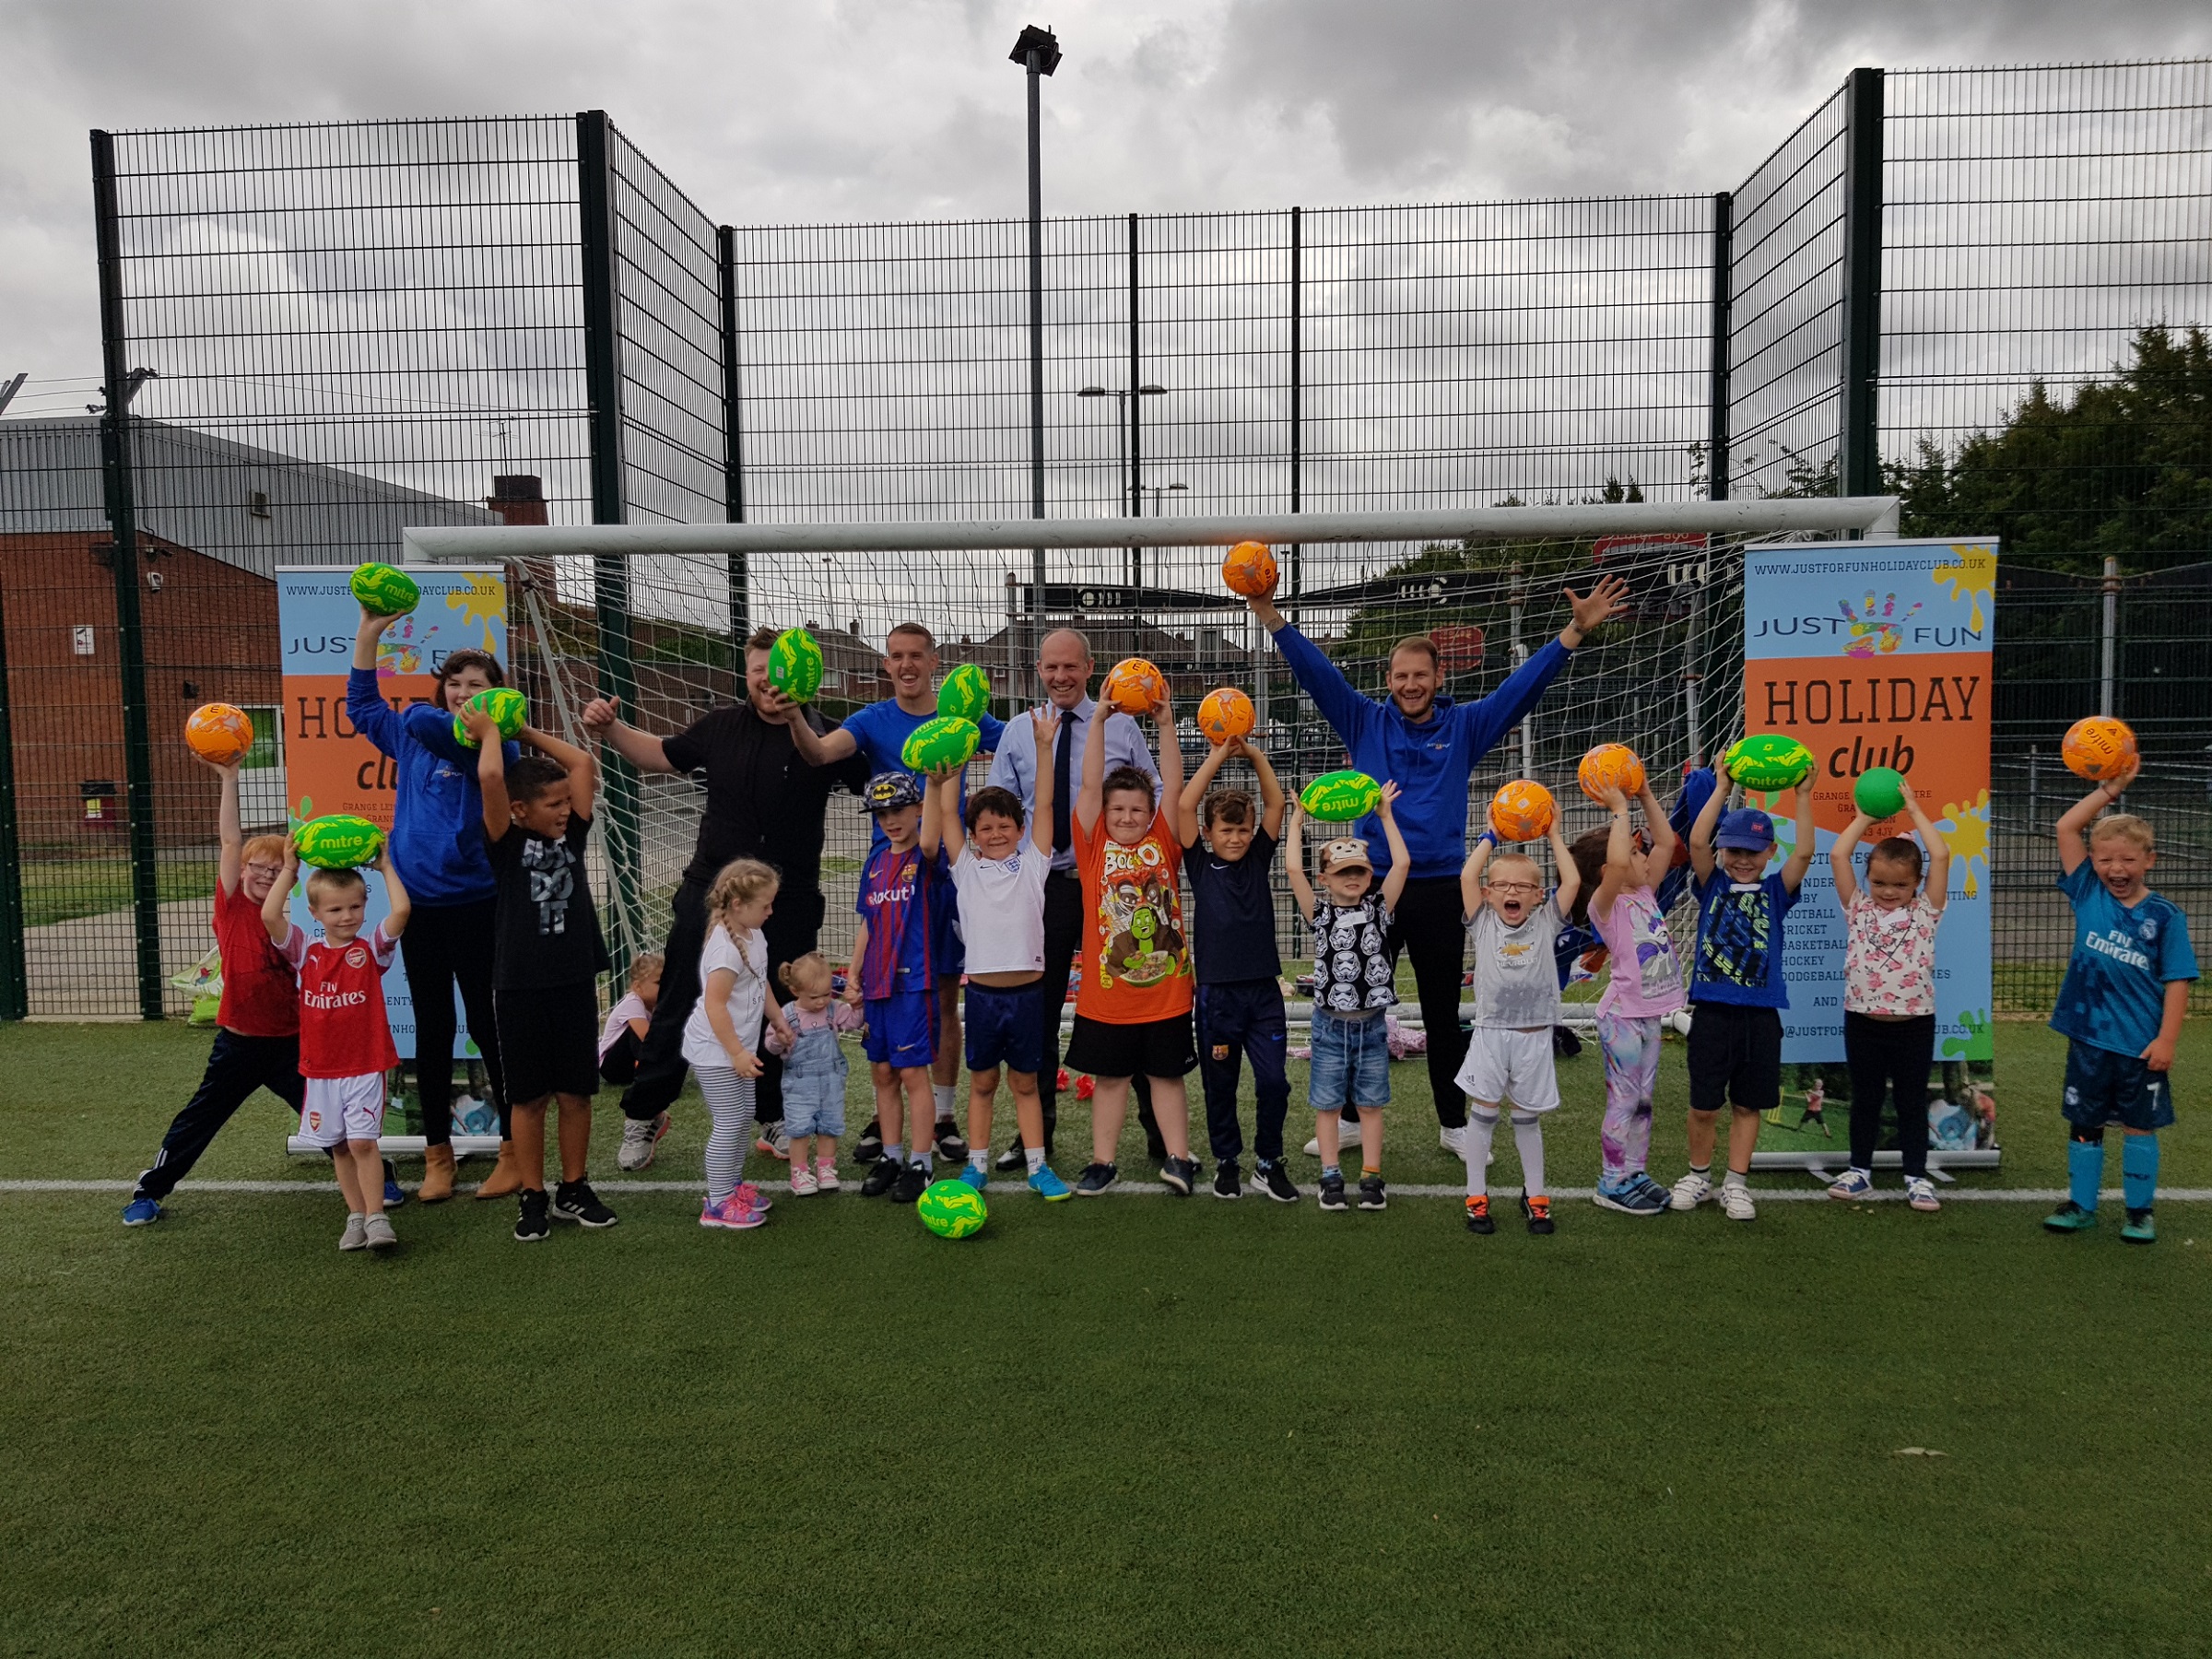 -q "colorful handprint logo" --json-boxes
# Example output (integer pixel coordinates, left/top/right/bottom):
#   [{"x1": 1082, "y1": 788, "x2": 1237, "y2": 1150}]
[{"x1": 1840, "y1": 591, "x2": 1924, "y2": 657}]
